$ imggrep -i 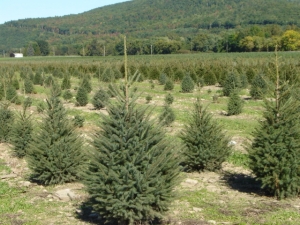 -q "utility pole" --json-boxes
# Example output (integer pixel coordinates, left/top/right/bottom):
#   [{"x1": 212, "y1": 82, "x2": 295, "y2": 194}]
[
  {"x1": 151, "y1": 45, "x2": 153, "y2": 56},
  {"x1": 103, "y1": 45, "x2": 106, "y2": 57}
]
